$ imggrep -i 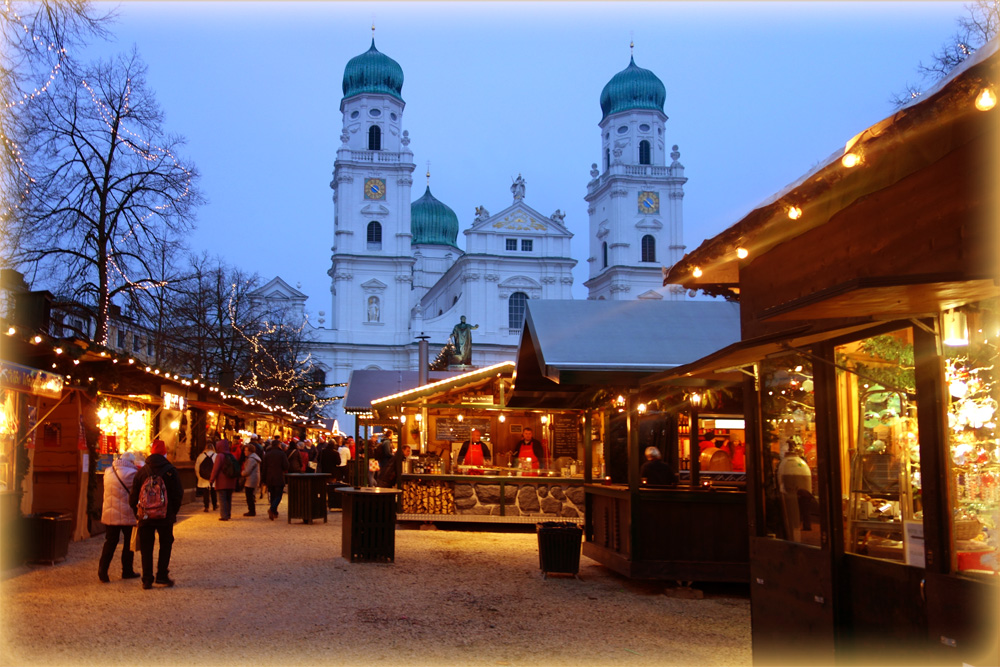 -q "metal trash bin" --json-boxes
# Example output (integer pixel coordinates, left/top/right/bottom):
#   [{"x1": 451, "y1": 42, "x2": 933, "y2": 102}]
[
  {"x1": 537, "y1": 521, "x2": 583, "y2": 578},
  {"x1": 26, "y1": 512, "x2": 72, "y2": 565},
  {"x1": 285, "y1": 473, "x2": 331, "y2": 524},
  {"x1": 337, "y1": 487, "x2": 401, "y2": 563}
]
